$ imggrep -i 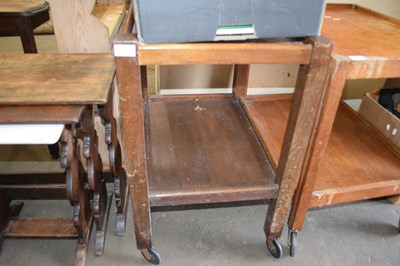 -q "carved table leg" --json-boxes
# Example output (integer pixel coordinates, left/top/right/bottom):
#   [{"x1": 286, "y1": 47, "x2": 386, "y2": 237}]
[
  {"x1": 79, "y1": 108, "x2": 113, "y2": 256},
  {"x1": 99, "y1": 86, "x2": 129, "y2": 237},
  {"x1": 61, "y1": 125, "x2": 93, "y2": 265}
]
